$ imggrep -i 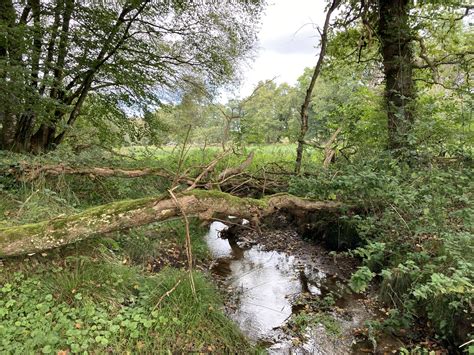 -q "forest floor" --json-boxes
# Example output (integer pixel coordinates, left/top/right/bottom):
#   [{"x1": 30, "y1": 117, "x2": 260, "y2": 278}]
[
  {"x1": 0, "y1": 144, "x2": 471, "y2": 353},
  {"x1": 0, "y1": 144, "x2": 300, "y2": 353}
]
